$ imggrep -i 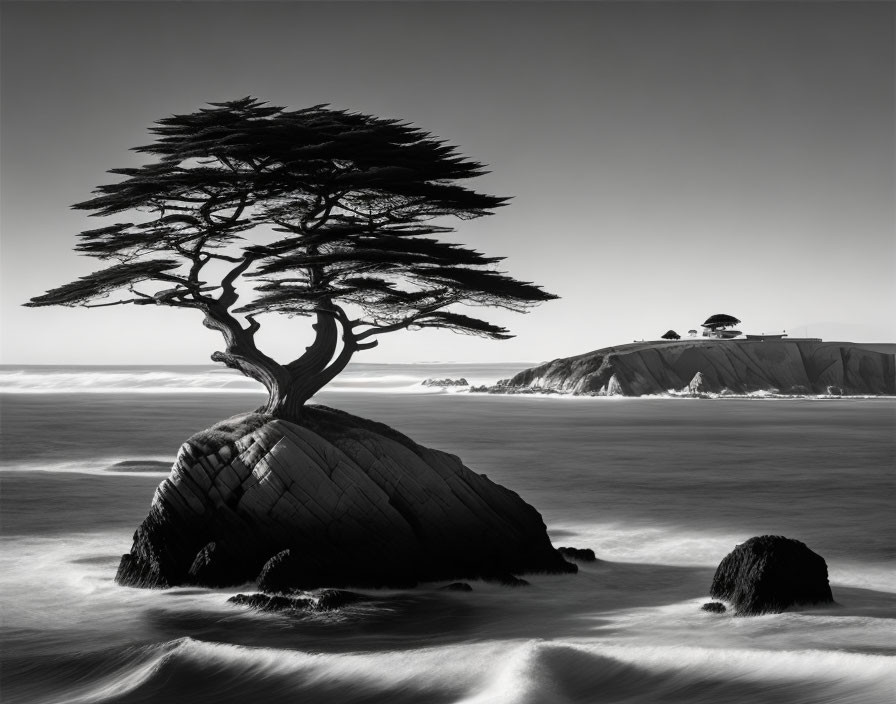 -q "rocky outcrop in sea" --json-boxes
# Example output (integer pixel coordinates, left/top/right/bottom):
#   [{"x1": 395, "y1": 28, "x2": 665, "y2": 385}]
[
  {"x1": 709, "y1": 535, "x2": 835, "y2": 615},
  {"x1": 116, "y1": 406, "x2": 576, "y2": 590},
  {"x1": 421, "y1": 378, "x2": 469, "y2": 387},
  {"x1": 473, "y1": 340, "x2": 895, "y2": 397}
]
